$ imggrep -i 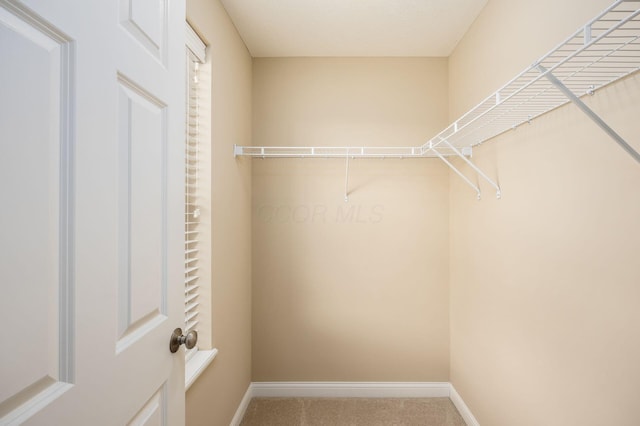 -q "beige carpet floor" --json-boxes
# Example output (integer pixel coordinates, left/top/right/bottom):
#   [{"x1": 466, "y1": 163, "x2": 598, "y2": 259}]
[{"x1": 239, "y1": 397, "x2": 467, "y2": 426}]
